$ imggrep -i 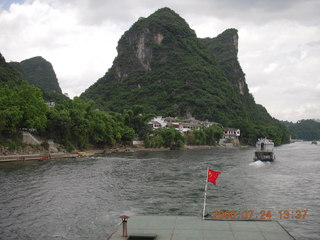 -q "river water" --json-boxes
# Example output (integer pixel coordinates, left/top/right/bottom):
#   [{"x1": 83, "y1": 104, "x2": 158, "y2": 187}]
[{"x1": 0, "y1": 142, "x2": 319, "y2": 240}]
